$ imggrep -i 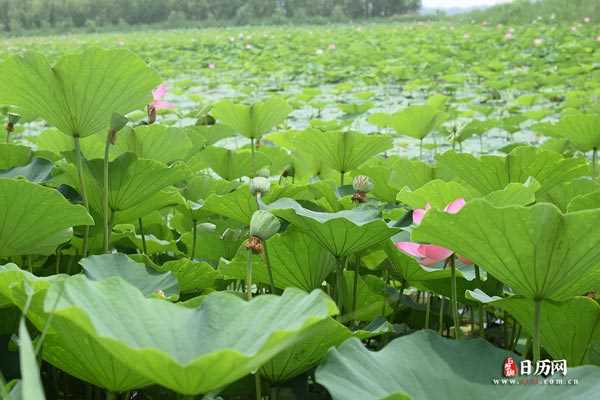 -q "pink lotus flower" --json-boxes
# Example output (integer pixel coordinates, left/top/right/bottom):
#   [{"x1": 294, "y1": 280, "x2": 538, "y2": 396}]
[
  {"x1": 207, "y1": 63, "x2": 216, "y2": 69},
  {"x1": 395, "y1": 198, "x2": 473, "y2": 266},
  {"x1": 151, "y1": 84, "x2": 175, "y2": 110}
]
